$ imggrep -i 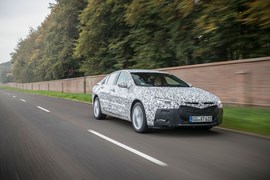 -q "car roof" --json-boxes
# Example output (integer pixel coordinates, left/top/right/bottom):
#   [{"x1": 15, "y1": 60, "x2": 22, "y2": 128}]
[{"x1": 120, "y1": 69, "x2": 164, "y2": 73}]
